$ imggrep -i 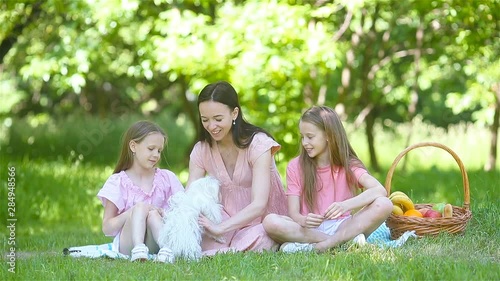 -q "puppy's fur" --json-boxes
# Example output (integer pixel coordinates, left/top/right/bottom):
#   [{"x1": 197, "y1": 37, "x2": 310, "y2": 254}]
[{"x1": 158, "y1": 176, "x2": 223, "y2": 261}]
